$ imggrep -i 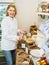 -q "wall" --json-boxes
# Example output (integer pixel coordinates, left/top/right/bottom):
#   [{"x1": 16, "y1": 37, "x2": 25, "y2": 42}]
[
  {"x1": 15, "y1": 0, "x2": 49, "y2": 31},
  {"x1": 40, "y1": 0, "x2": 49, "y2": 2},
  {"x1": 0, "y1": 0, "x2": 14, "y2": 2},
  {"x1": 15, "y1": 0, "x2": 40, "y2": 31}
]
